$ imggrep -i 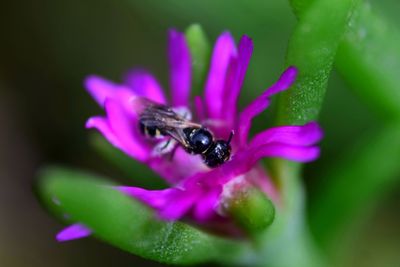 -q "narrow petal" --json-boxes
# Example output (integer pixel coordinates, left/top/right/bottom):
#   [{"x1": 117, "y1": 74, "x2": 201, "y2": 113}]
[
  {"x1": 56, "y1": 224, "x2": 91, "y2": 242},
  {"x1": 117, "y1": 186, "x2": 178, "y2": 209},
  {"x1": 103, "y1": 99, "x2": 150, "y2": 161},
  {"x1": 123, "y1": 69, "x2": 167, "y2": 104},
  {"x1": 197, "y1": 141, "x2": 319, "y2": 188},
  {"x1": 159, "y1": 190, "x2": 200, "y2": 220},
  {"x1": 249, "y1": 122, "x2": 323, "y2": 148},
  {"x1": 168, "y1": 29, "x2": 191, "y2": 107},
  {"x1": 222, "y1": 35, "x2": 253, "y2": 123},
  {"x1": 85, "y1": 75, "x2": 139, "y2": 117},
  {"x1": 118, "y1": 186, "x2": 204, "y2": 221},
  {"x1": 264, "y1": 66, "x2": 298, "y2": 97},
  {"x1": 250, "y1": 143, "x2": 320, "y2": 163},
  {"x1": 193, "y1": 188, "x2": 221, "y2": 221},
  {"x1": 86, "y1": 116, "x2": 123, "y2": 149},
  {"x1": 194, "y1": 96, "x2": 206, "y2": 122},
  {"x1": 204, "y1": 32, "x2": 237, "y2": 119},
  {"x1": 147, "y1": 147, "x2": 207, "y2": 184},
  {"x1": 85, "y1": 75, "x2": 119, "y2": 107},
  {"x1": 237, "y1": 66, "x2": 298, "y2": 144}
]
